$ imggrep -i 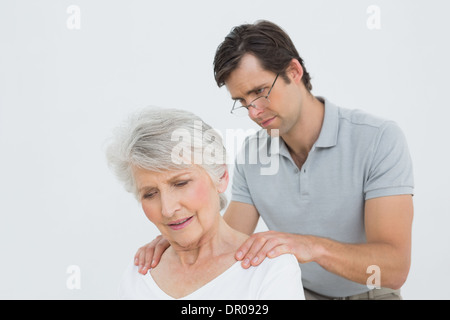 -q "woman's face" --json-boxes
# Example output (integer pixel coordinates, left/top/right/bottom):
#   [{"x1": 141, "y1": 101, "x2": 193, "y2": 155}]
[{"x1": 133, "y1": 165, "x2": 227, "y2": 250}]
